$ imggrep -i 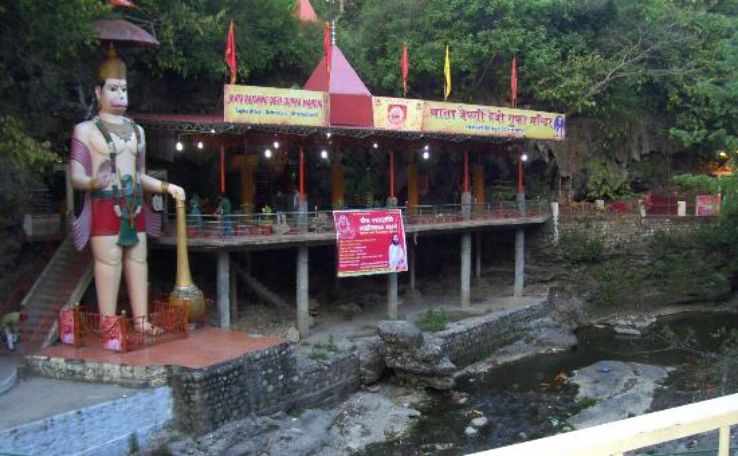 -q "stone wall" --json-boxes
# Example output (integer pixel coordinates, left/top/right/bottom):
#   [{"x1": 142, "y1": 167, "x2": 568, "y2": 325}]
[
  {"x1": 170, "y1": 342, "x2": 359, "y2": 435},
  {"x1": 435, "y1": 299, "x2": 550, "y2": 367},
  {"x1": 557, "y1": 214, "x2": 711, "y2": 250}
]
